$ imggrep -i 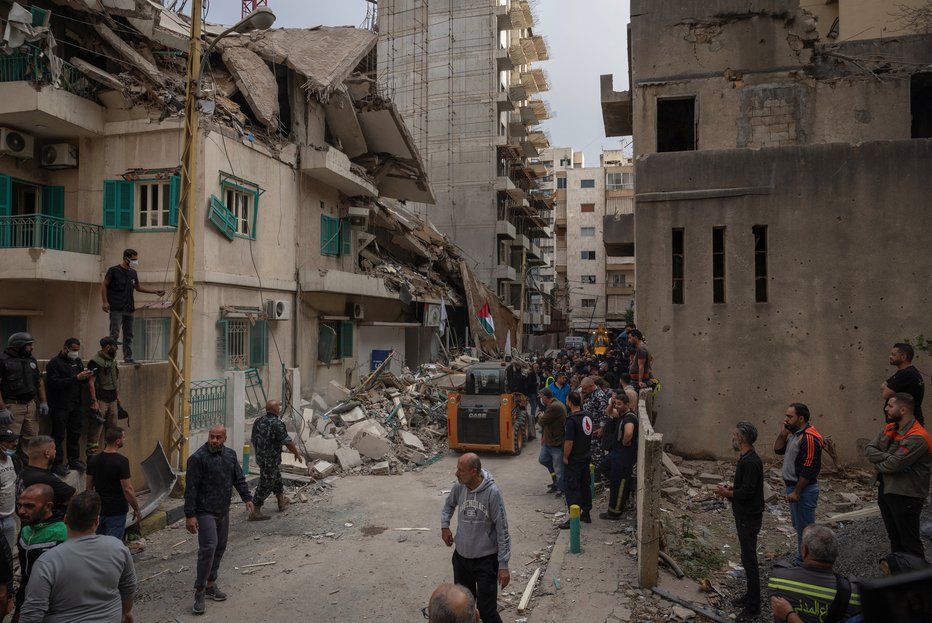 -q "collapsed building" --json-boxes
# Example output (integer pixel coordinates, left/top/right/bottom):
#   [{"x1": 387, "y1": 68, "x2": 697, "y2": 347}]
[
  {"x1": 0, "y1": 0, "x2": 519, "y2": 406},
  {"x1": 601, "y1": 0, "x2": 932, "y2": 463}
]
